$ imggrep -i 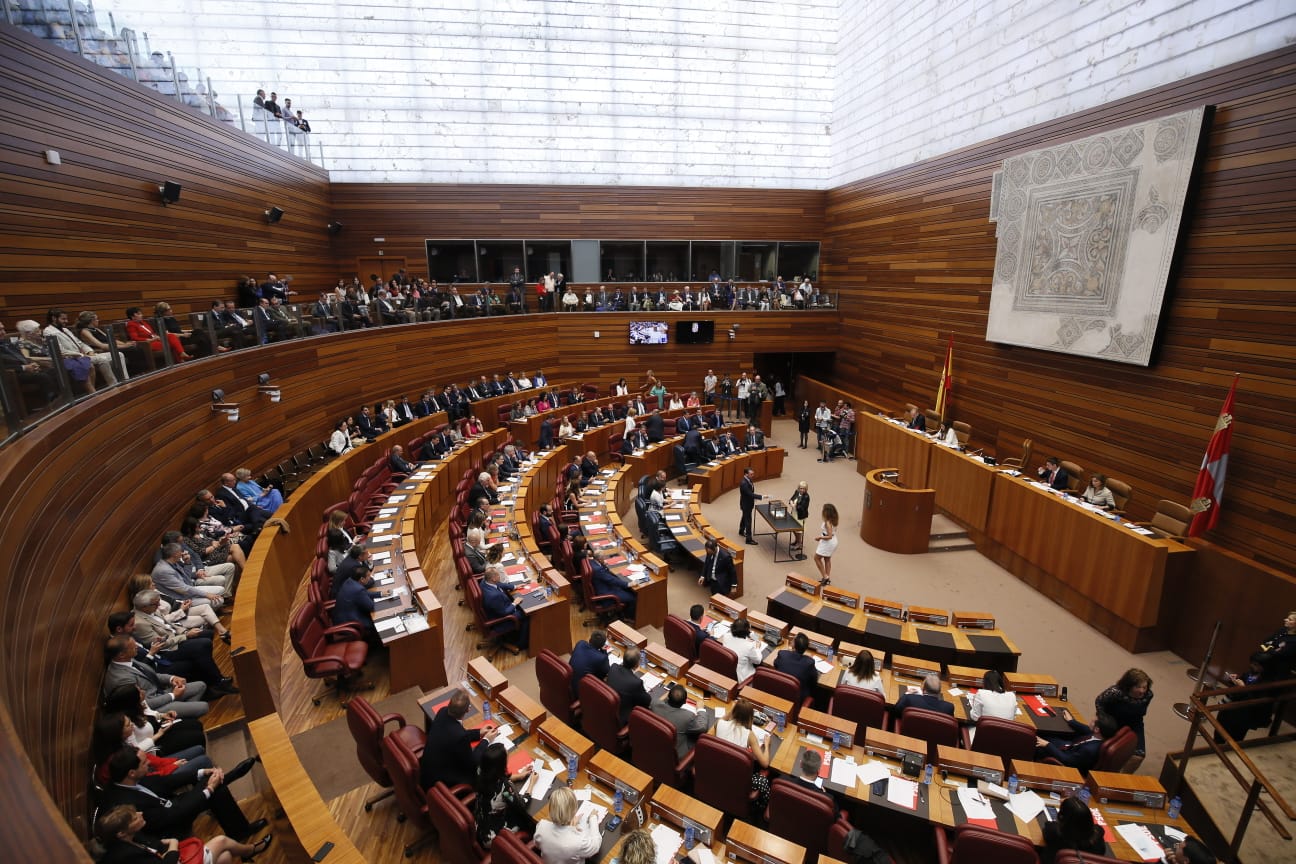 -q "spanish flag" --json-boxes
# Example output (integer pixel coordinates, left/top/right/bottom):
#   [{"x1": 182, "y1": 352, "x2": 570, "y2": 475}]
[
  {"x1": 935, "y1": 335, "x2": 954, "y2": 422},
  {"x1": 1187, "y1": 375, "x2": 1238, "y2": 537}
]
